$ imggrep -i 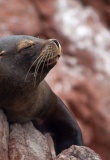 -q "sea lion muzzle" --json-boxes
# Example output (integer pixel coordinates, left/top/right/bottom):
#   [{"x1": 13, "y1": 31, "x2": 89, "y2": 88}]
[
  {"x1": 27, "y1": 38, "x2": 61, "y2": 78},
  {"x1": 40, "y1": 39, "x2": 61, "y2": 67}
]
